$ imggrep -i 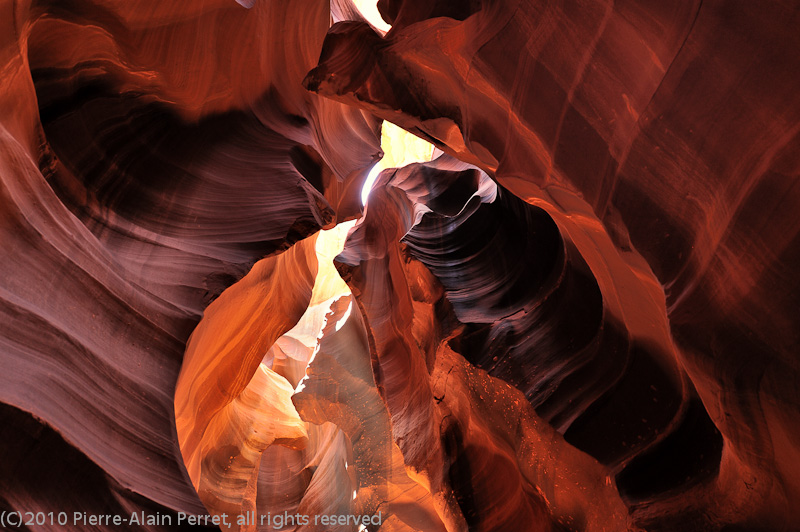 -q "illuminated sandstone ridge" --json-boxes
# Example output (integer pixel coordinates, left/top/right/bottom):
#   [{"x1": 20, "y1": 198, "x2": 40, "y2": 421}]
[
  {"x1": 1, "y1": 1, "x2": 799, "y2": 532},
  {"x1": 303, "y1": 1, "x2": 800, "y2": 529},
  {"x1": 0, "y1": 0, "x2": 380, "y2": 522}
]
